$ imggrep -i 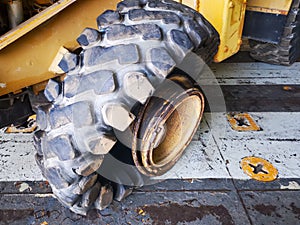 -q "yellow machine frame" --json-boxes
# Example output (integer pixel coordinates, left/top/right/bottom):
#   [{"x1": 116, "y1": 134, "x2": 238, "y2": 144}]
[
  {"x1": 0, "y1": 0, "x2": 119, "y2": 96},
  {"x1": 176, "y1": 0, "x2": 293, "y2": 62},
  {"x1": 247, "y1": 0, "x2": 293, "y2": 15}
]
